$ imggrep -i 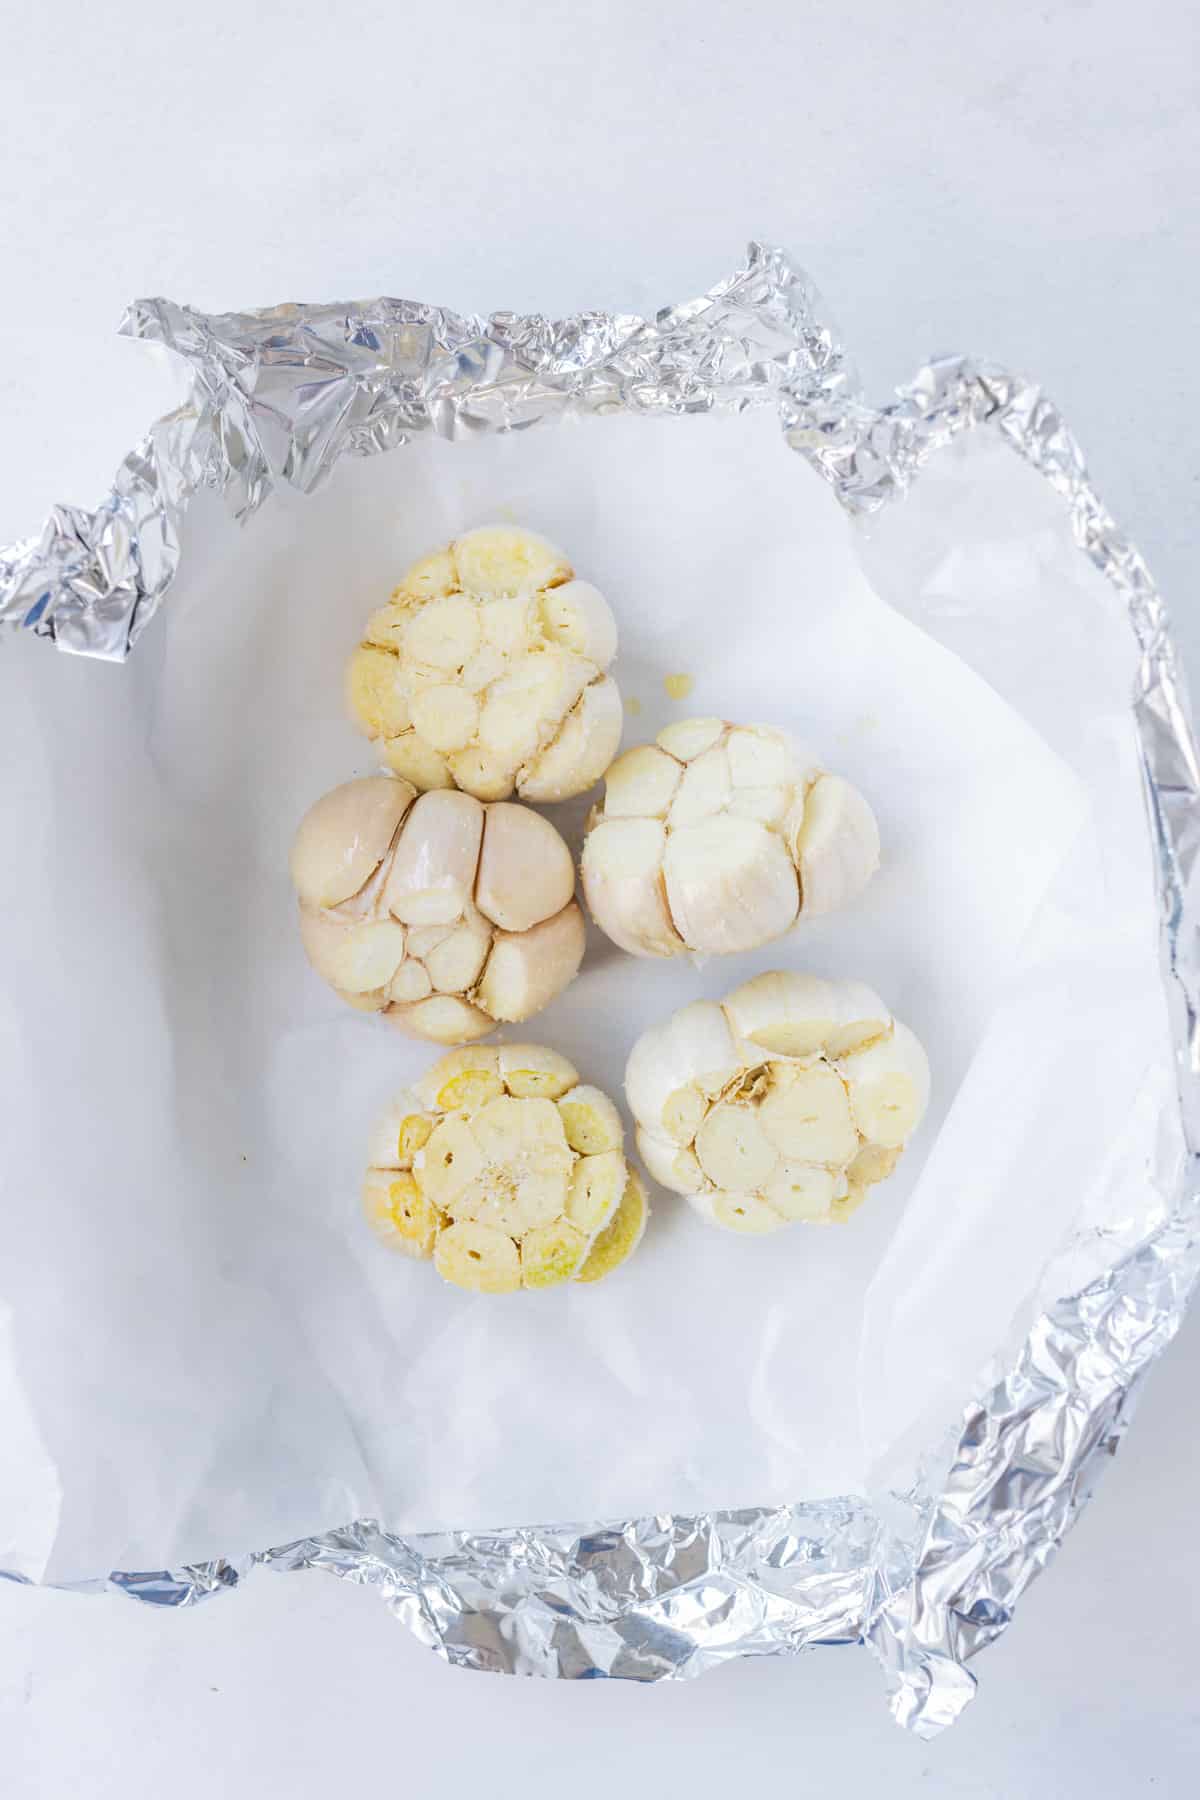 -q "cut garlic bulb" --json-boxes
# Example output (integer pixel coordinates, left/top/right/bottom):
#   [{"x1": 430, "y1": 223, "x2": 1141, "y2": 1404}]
[
  {"x1": 364, "y1": 1045, "x2": 648, "y2": 1292},
  {"x1": 290, "y1": 776, "x2": 585, "y2": 1043},
  {"x1": 581, "y1": 720, "x2": 879, "y2": 957},
  {"x1": 625, "y1": 970, "x2": 929, "y2": 1232},
  {"x1": 347, "y1": 526, "x2": 623, "y2": 803}
]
